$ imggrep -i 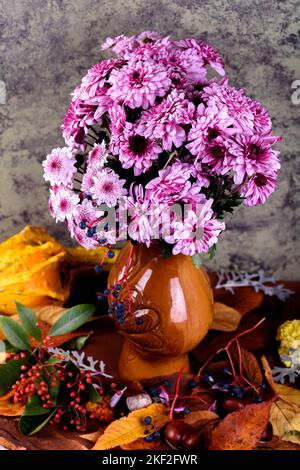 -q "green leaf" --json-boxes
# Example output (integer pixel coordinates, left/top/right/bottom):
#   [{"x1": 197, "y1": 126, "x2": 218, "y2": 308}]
[
  {"x1": 19, "y1": 410, "x2": 55, "y2": 436},
  {"x1": 63, "y1": 334, "x2": 90, "y2": 351},
  {"x1": 49, "y1": 304, "x2": 97, "y2": 337},
  {"x1": 23, "y1": 394, "x2": 51, "y2": 416},
  {"x1": 0, "y1": 356, "x2": 27, "y2": 396},
  {"x1": 192, "y1": 253, "x2": 202, "y2": 268},
  {"x1": 15, "y1": 302, "x2": 42, "y2": 342},
  {"x1": 0, "y1": 317, "x2": 30, "y2": 351},
  {"x1": 208, "y1": 244, "x2": 217, "y2": 260},
  {"x1": 87, "y1": 383, "x2": 101, "y2": 403}
]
